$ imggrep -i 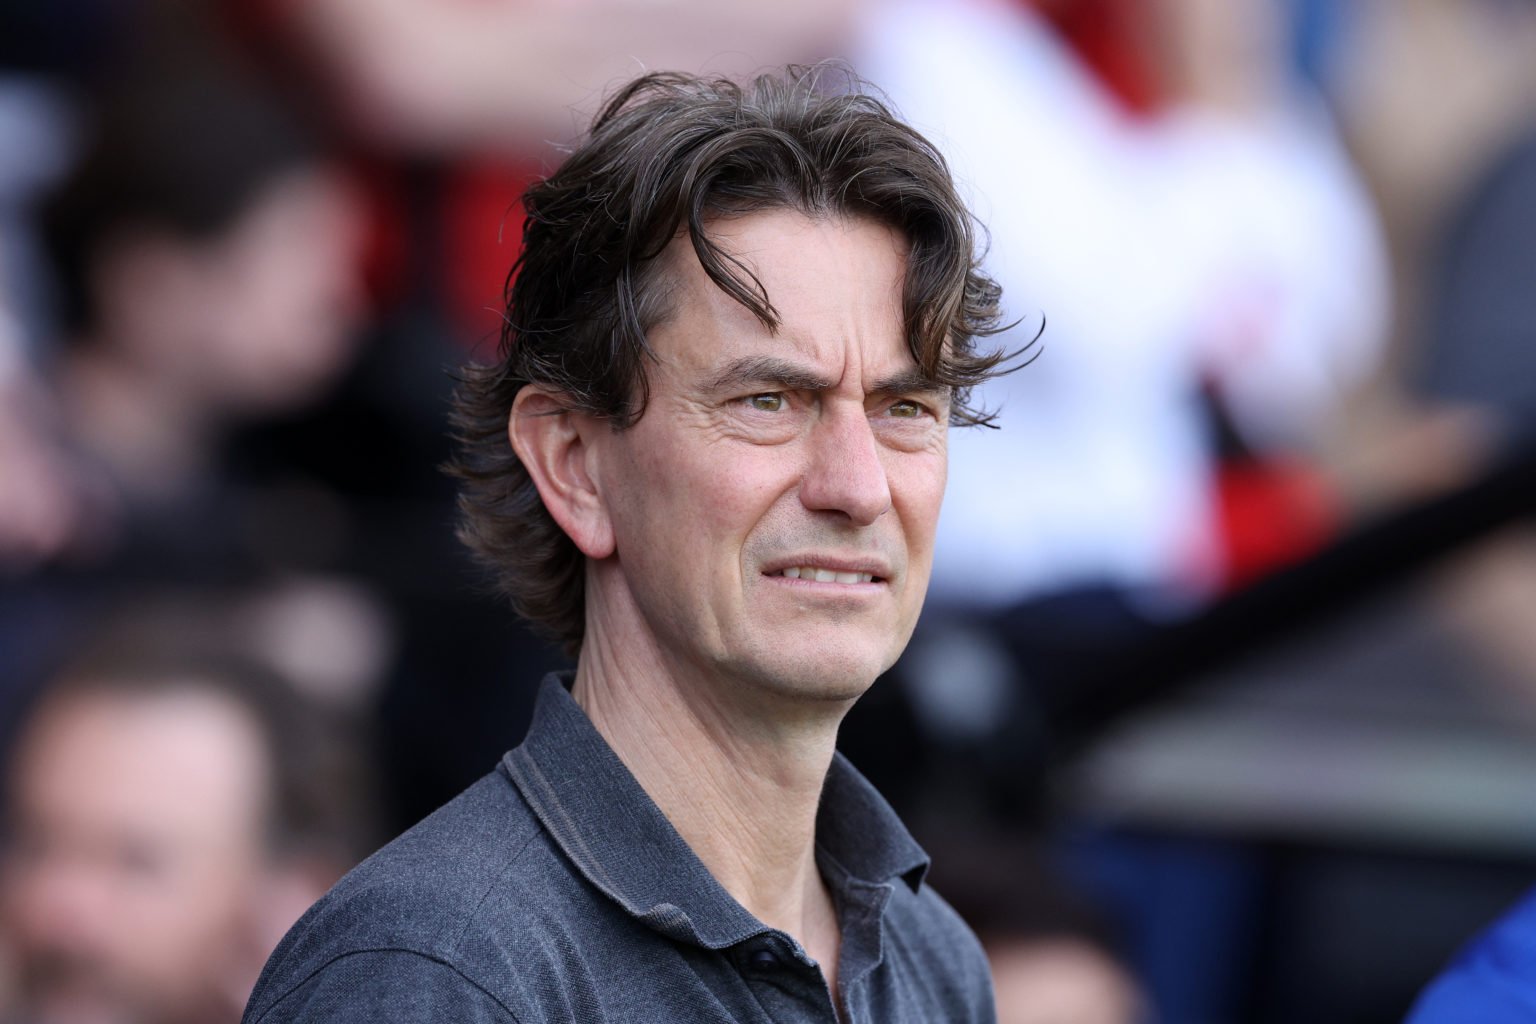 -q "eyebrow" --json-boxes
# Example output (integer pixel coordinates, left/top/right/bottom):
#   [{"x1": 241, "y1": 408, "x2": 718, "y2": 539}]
[
  {"x1": 869, "y1": 367, "x2": 951, "y2": 402},
  {"x1": 705, "y1": 356, "x2": 831, "y2": 395},
  {"x1": 703, "y1": 356, "x2": 951, "y2": 400}
]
